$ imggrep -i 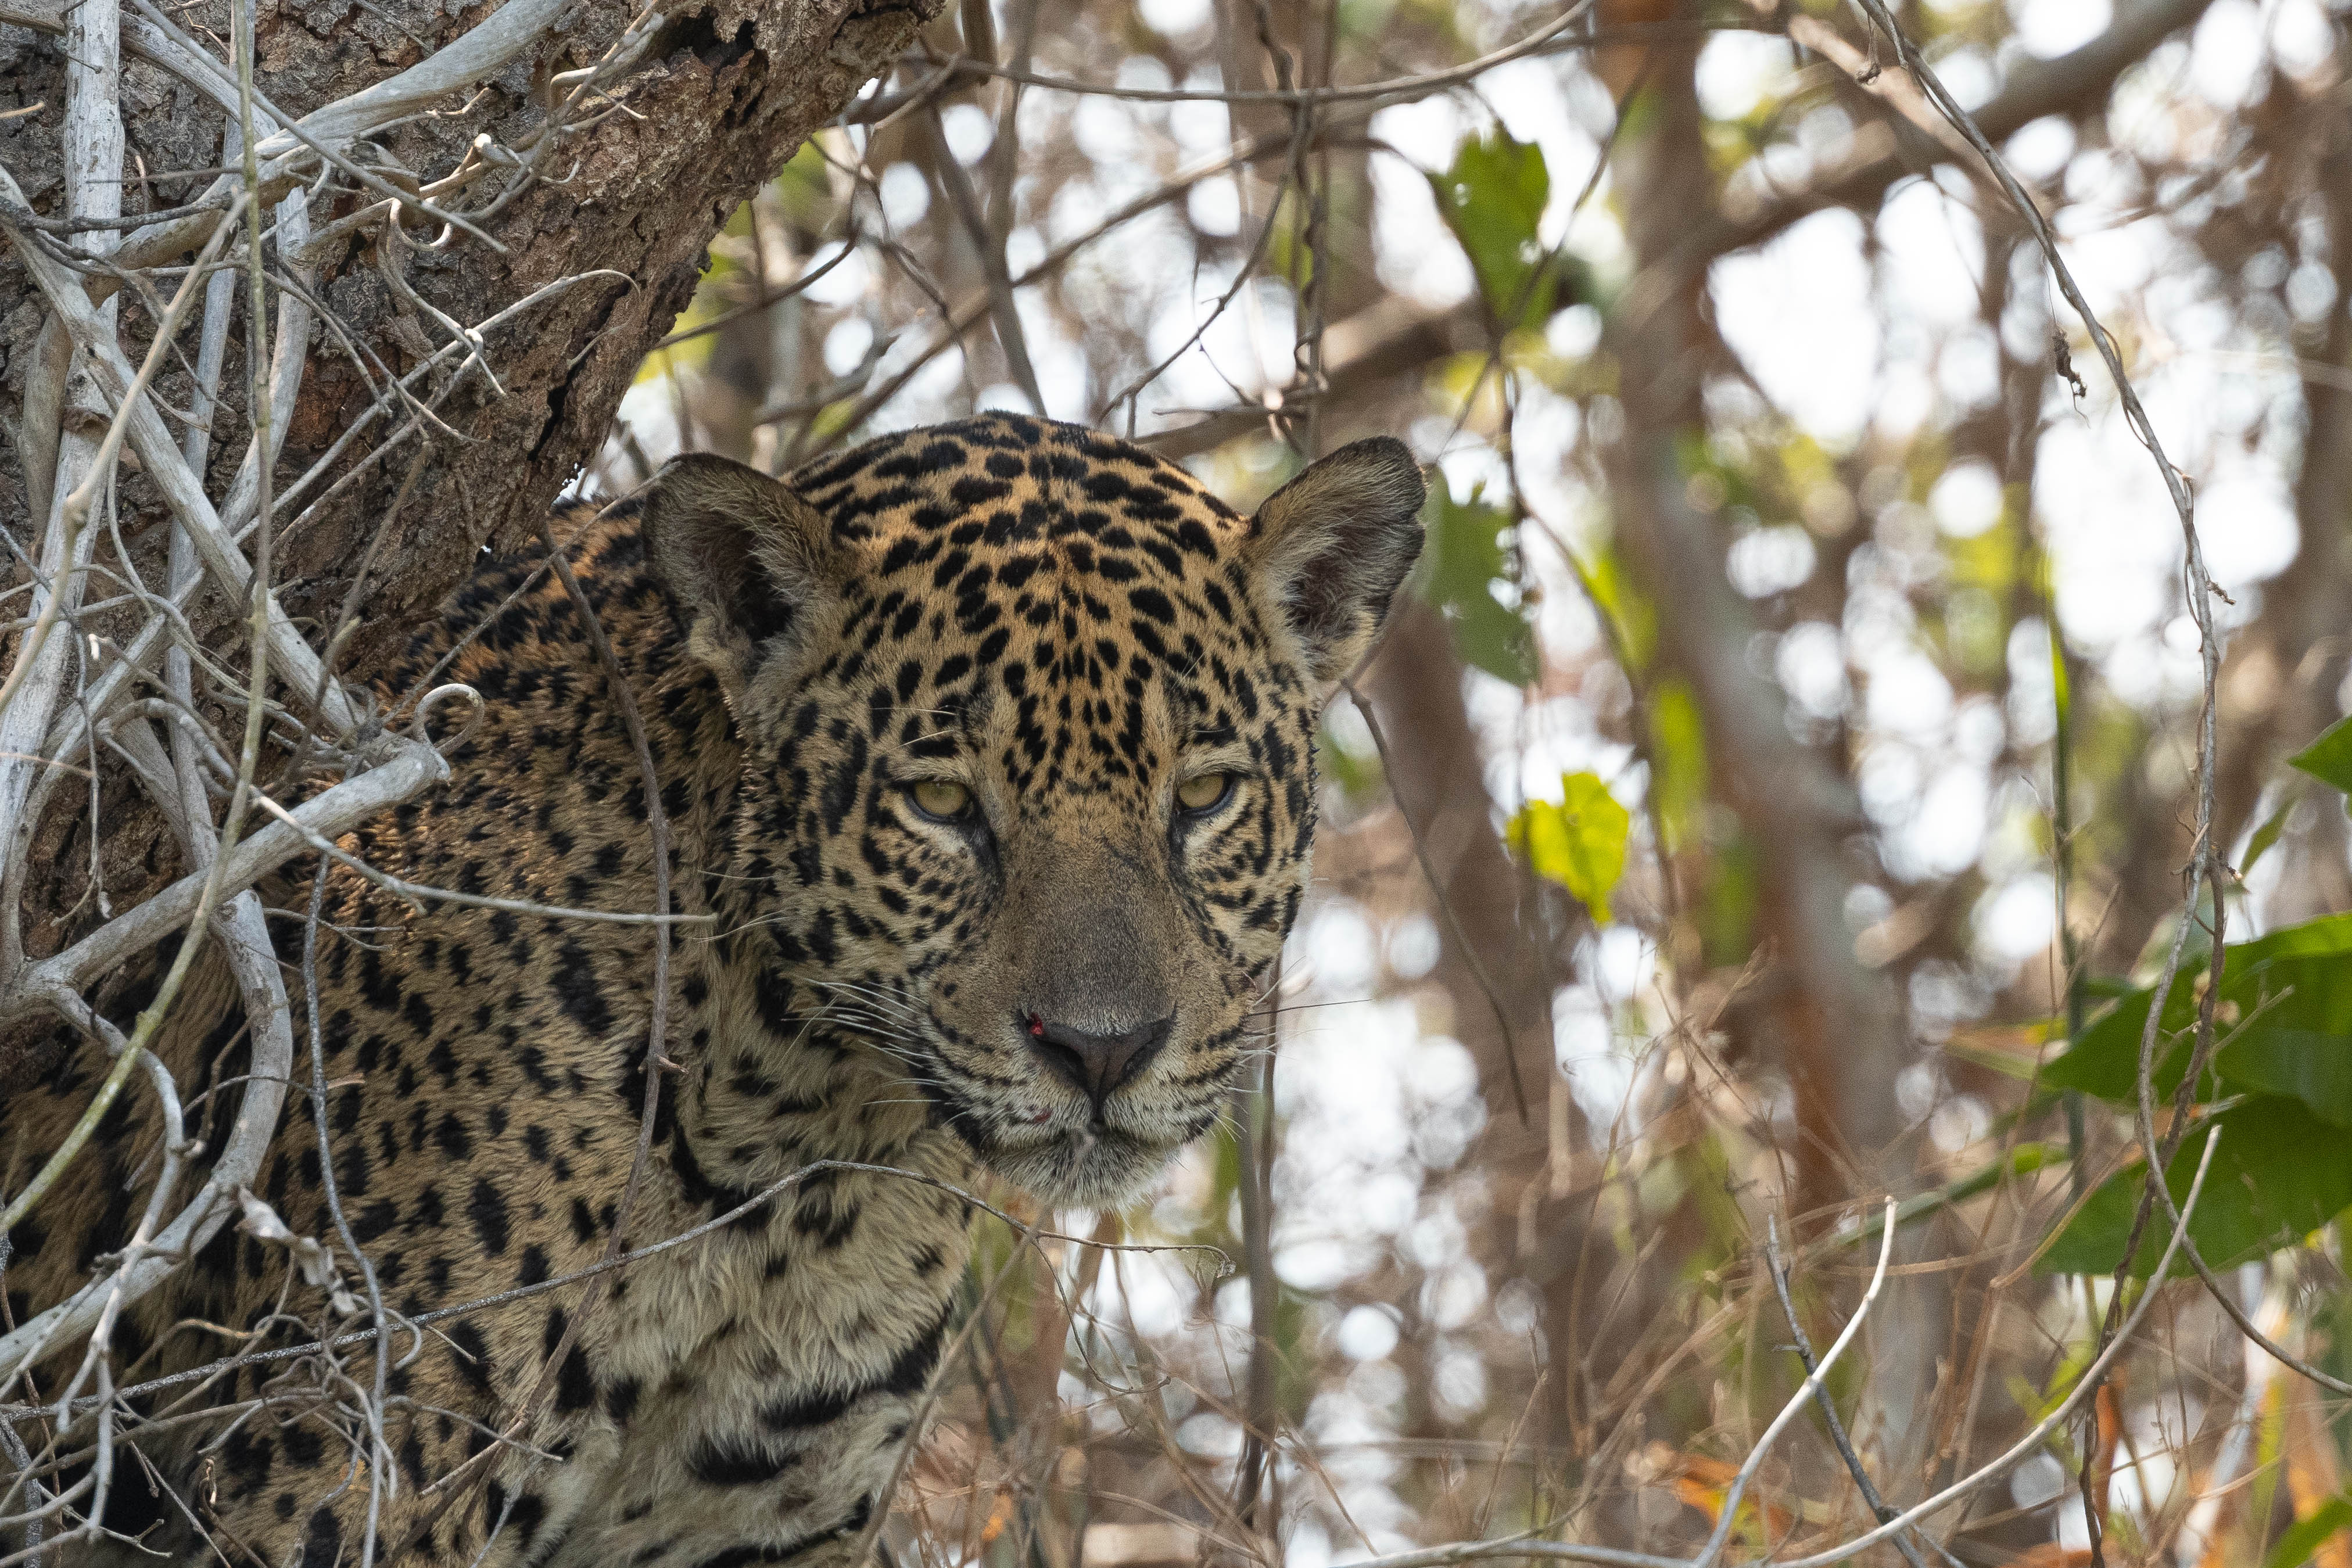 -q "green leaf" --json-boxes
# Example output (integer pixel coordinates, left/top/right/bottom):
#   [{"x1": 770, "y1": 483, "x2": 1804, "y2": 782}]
[
  {"x1": 771, "y1": 140, "x2": 836, "y2": 232},
  {"x1": 1418, "y1": 473, "x2": 1534, "y2": 684},
  {"x1": 2291, "y1": 714, "x2": 2352, "y2": 795},
  {"x1": 2215, "y1": 1024, "x2": 2352, "y2": 1126},
  {"x1": 1508, "y1": 772, "x2": 1631, "y2": 923},
  {"x1": 1698, "y1": 830, "x2": 1760, "y2": 968},
  {"x1": 1429, "y1": 127, "x2": 1555, "y2": 332},
  {"x1": 2038, "y1": 1098, "x2": 2352, "y2": 1276},
  {"x1": 2263, "y1": 1492, "x2": 2352, "y2": 1568},
  {"x1": 2242, "y1": 801, "x2": 2293, "y2": 879},
  {"x1": 2040, "y1": 911, "x2": 2352, "y2": 1117},
  {"x1": 1449, "y1": 589, "x2": 1537, "y2": 686}
]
